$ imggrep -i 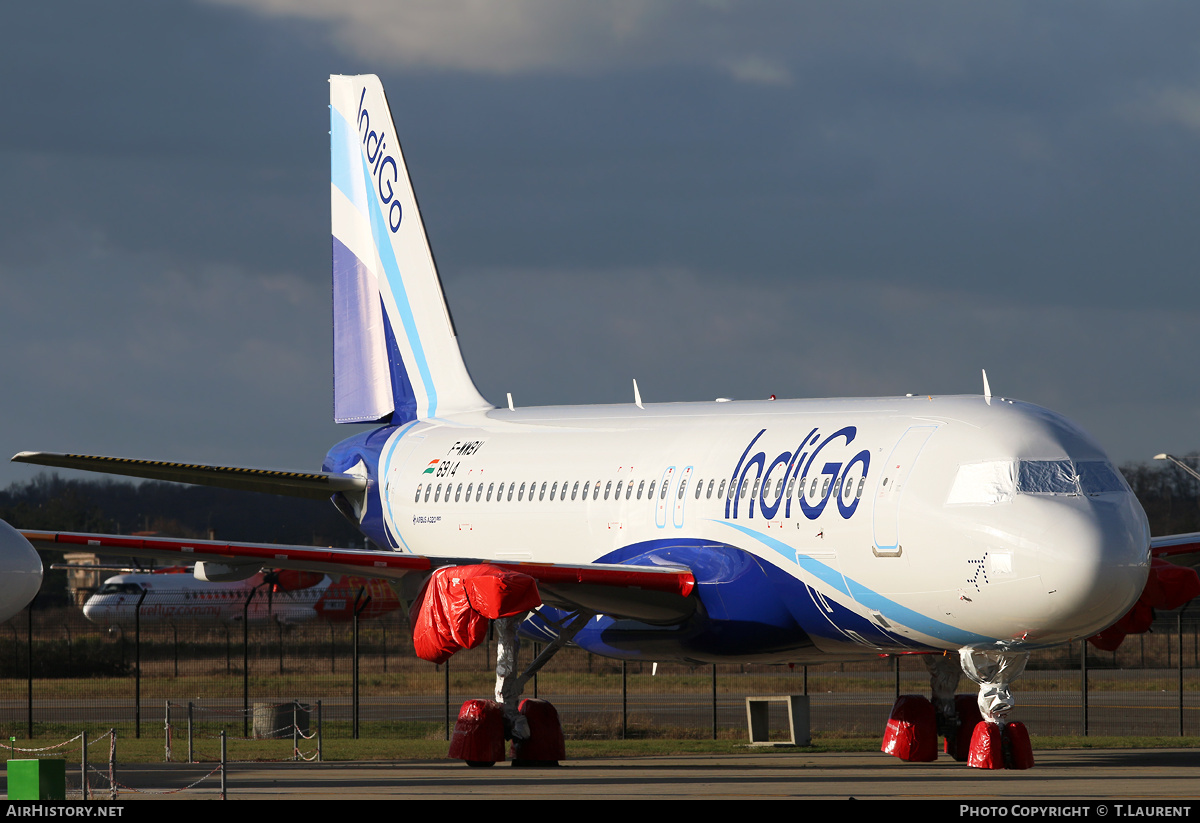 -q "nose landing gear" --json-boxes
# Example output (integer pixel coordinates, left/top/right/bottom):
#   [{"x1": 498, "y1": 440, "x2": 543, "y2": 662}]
[{"x1": 882, "y1": 648, "x2": 1034, "y2": 769}]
